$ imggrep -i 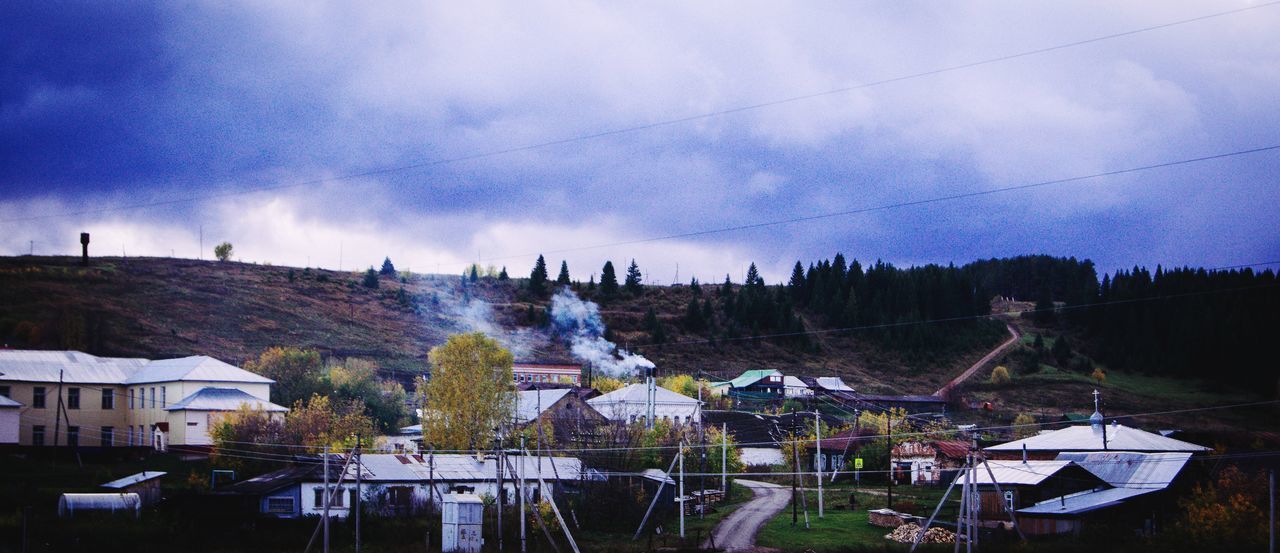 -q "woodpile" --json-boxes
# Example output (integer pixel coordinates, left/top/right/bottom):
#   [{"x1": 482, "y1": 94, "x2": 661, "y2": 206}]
[{"x1": 884, "y1": 523, "x2": 957, "y2": 544}]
